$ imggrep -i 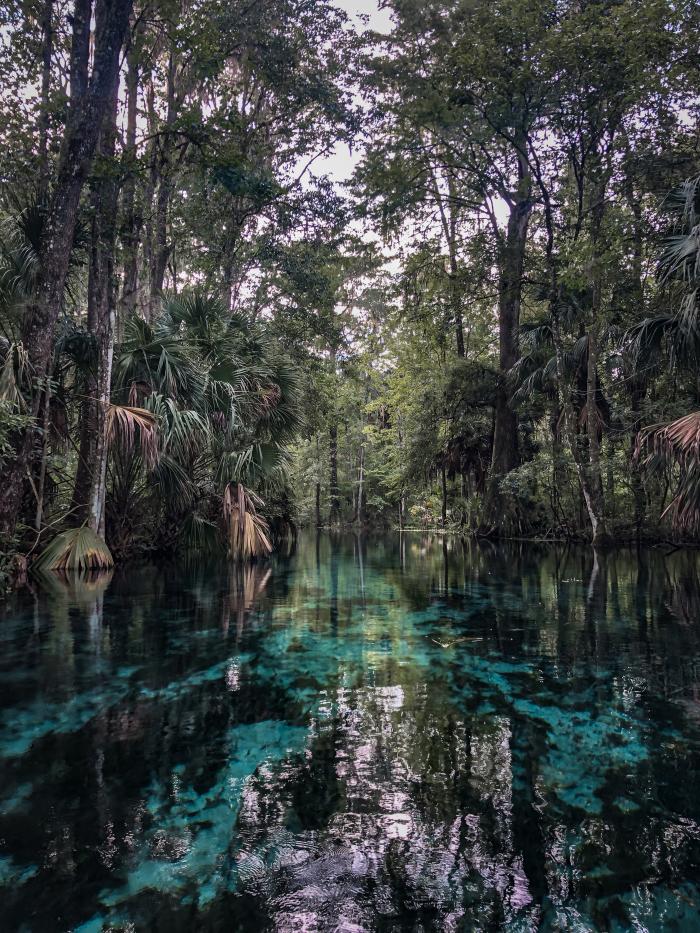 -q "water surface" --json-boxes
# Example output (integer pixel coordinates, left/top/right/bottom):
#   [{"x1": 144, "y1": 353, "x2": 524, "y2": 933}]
[{"x1": 1, "y1": 534, "x2": 700, "y2": 931}]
